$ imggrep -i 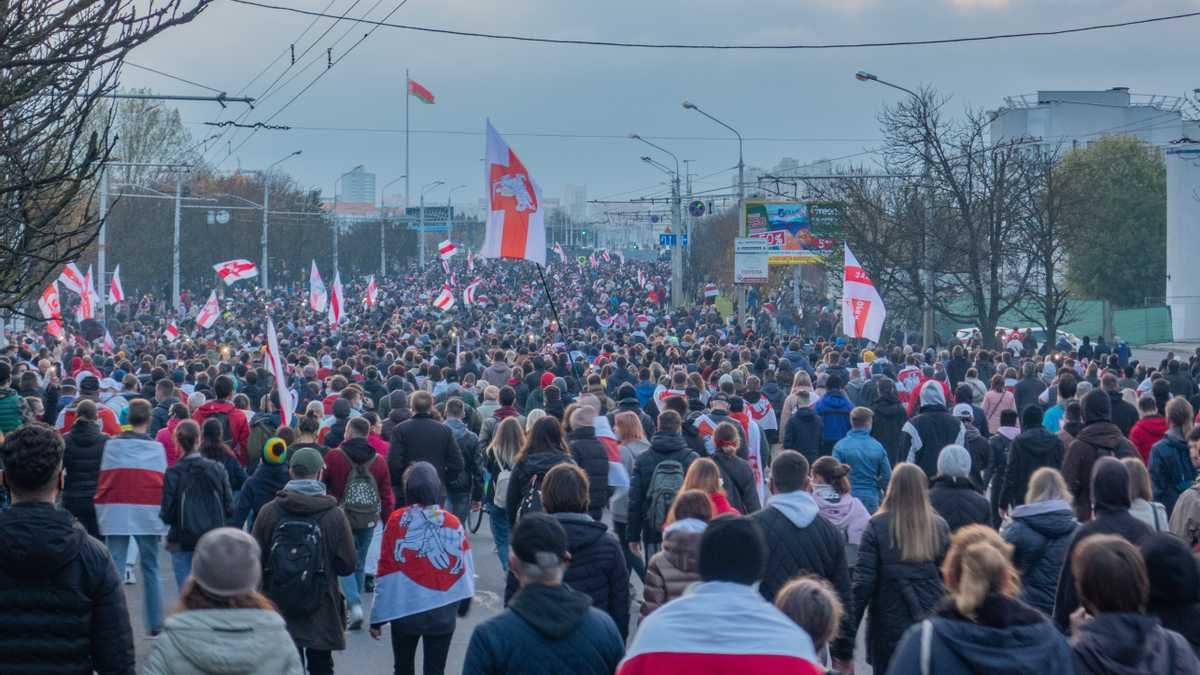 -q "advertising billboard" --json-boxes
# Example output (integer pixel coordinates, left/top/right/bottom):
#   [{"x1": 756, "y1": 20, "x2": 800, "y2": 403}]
[{"x1": 743, "y1": 200, "x2": 841, "y2": 265}]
